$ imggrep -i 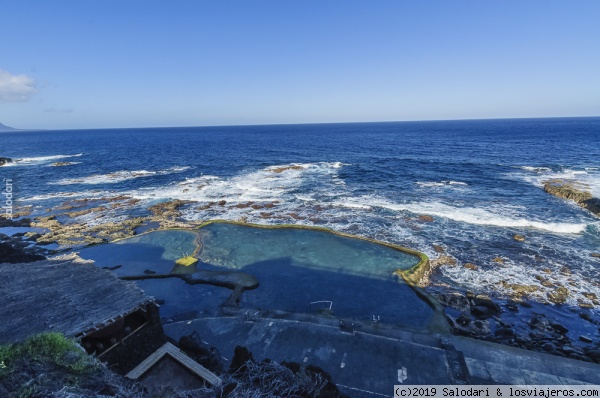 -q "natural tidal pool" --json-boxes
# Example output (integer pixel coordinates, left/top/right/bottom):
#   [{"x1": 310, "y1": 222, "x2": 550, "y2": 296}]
[
  {"x1": 78, "y1": 223, "x2": 437, "y2": 329},
  {"x1": 198, "y1": 223, "x2": 433, "y2": 329}
]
